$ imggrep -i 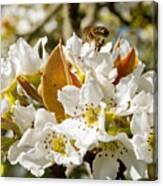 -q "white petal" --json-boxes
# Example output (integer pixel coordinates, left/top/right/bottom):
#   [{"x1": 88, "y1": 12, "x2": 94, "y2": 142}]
[
  {"x1": 80, "y1": 71, "x2": 104, "y2": 107},
  {"x1": 133, "y1": 135, "x2": 153, "y2": 163},
  {"x1": 58, "y1": 85, "x2": 81, "y2": 116},
  {"x1": 116, "y1": 76, "x2": 138, "y2": 110},
  {"x1": 95, "y1": 56, "x2": 113, "y2": 77},
  {"x1": 84, "y1": 53, "x2": 110, "y2": 70},
  {"x1": 122, "y1": 150, "x2": 147, "y2": 180},
  {"x1": 1, "y1": 58, "x2": 16, "y2": 91},
  {"x1": 108, "y1": 68, "x2": 118, "y2": 82},
  {"x1": 58, "y1": 118, "x2": 98, "y2": 152},
  {"x1": 13, "y1": 104, "x2": 36, "y2": 133},
  {"x1": 96, "y1": 74, "x2": 115, "y2": 99},
  {"x1": 116, "y1": 62, "x2": 145, "y2": 115},
  {"x1": 93, "y1": 151, "x2": 120, "y2": 179},
  {"x1": 138, "y1": 71, "x2": 155, "y2": 93},
  {"x1": 116, "y1": 133, "x2": 133, "y2": 150},
  {"x1": 131, "y1": 112, "x2": 151, "y2": 135},
  {"x1": 130, "y1": 91, "x2": 153, "y2": 113},
  {"x1": 33, "y1": 36, "x2": 48, "y2": 67},
  {"x1": 18, "y1": 128, "x2": 40, "y2": 147},
  {"x1": 19, "y1": 148, "x2": 52, "y2": 177},
  {"x1": 100, "y1": 42, "x2": 112, "y2": 53},
  {"x1": 98, "y1": 102, "x2": 106, "y2": 132},
  {"x1": 80, "y1": 42, "x2": 95, "y2": 58},
  {"x1": 8, "y1": 141, "x2": 30, "y2": 165},
  {"x1": 66, "y1": 33, "x2": 82, "y2": 56},
  {"x1": 65, "y1": 142, "x2": 83, "y2": 165},
  {"x1": 9, "y1": 38, "x2": 40, "y2": 74},
  {"x1": 34, "y1": 108, "x2": 56, "y2": 129},
  {"x1": 53, "y1": 142, "x2": 82, "y2": 166}
]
